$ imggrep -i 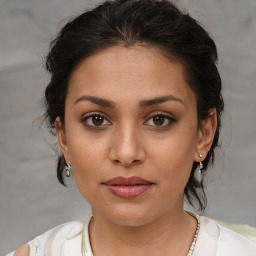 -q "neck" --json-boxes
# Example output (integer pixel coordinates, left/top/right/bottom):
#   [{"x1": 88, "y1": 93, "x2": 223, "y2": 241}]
[{"x1": 89, "y1": 206, "x2": 197, "y2": 256}]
